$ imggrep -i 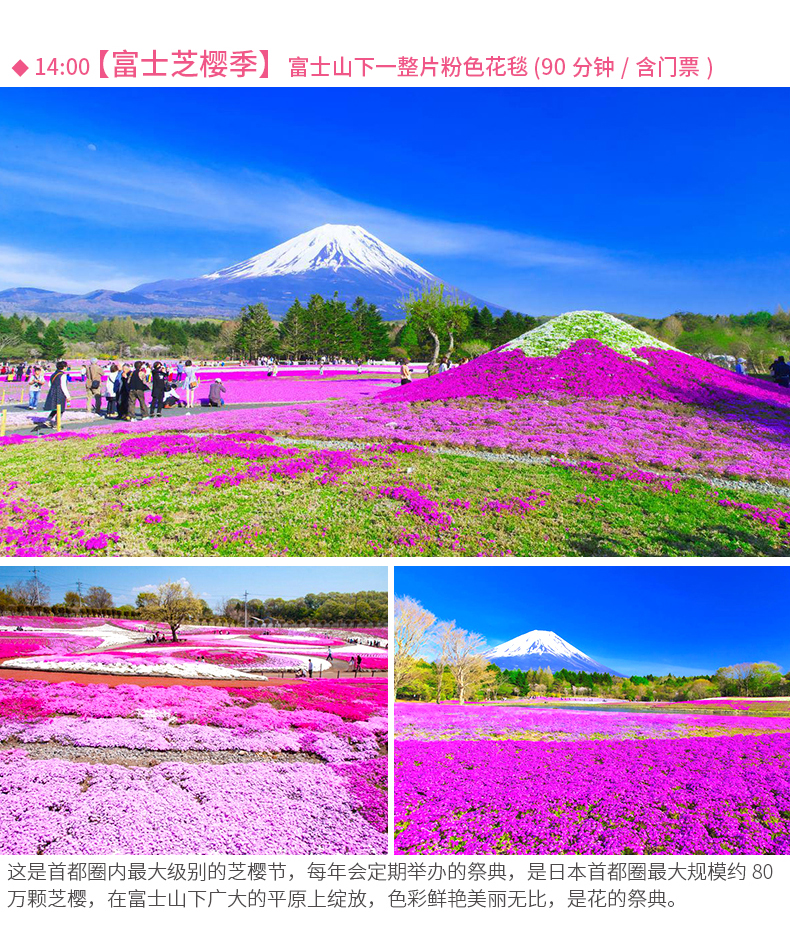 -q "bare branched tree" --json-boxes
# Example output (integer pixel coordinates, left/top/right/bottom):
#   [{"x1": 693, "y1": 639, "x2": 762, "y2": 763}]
[
  {"x1": 432, "y1": 620, "x2": 457, "y2": 704},
  {"x1": 445, "y1": 626, "x2": 488, "y2": 705},
  {"x1": 394, "y1": 596, "x2": 436, "y2": 691}
]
